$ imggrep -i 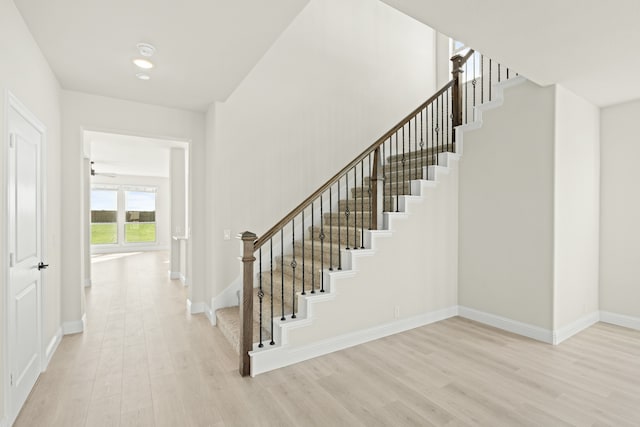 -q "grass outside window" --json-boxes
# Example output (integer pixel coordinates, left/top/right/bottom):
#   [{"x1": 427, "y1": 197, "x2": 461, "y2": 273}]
[
  {"x1": 125, "y1": 222, "x2": 156, "y2": 243},
  {"x1": 91, "y1": 223, "x2": 118, "y2": 244}
]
